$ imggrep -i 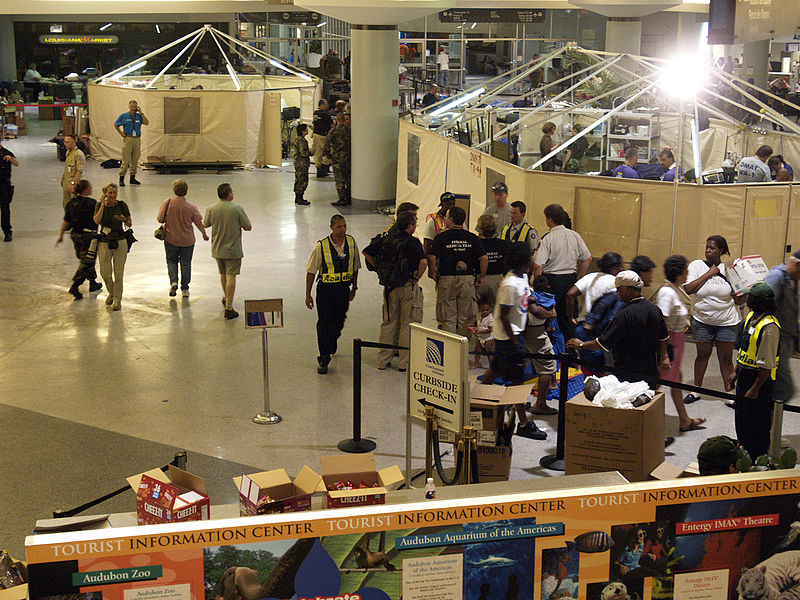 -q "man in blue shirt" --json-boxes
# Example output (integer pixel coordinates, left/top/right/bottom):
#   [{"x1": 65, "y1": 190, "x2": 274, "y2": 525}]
[
  {"x1": 659, "y1": 148, "x2": 683, "y2": 182},
  {"x1": 612, "y1": 148, "x2": 639, "y2": 179},
  {"x1": 114, "y1": 100, "x2": 149, "y2": 186}
]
